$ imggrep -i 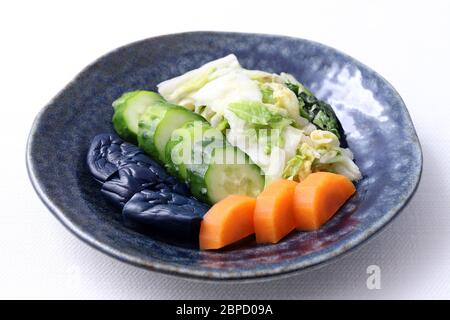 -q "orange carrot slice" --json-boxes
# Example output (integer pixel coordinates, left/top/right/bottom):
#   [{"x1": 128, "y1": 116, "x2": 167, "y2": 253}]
[
  {"x1": 199, "y1": 195, "x2": 256, "y2": 250},
  {"x1": 254, "y1": 179, "x2": 298, "y2": 244},
  {"x1": 293, "y1": 172, "x2": 356, "y2": 230}
]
